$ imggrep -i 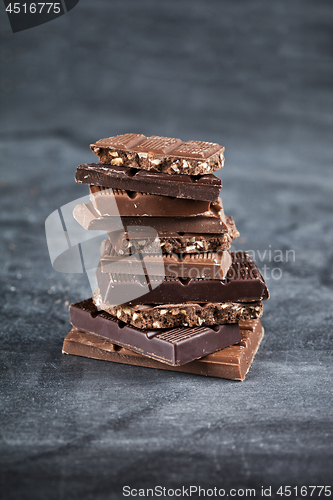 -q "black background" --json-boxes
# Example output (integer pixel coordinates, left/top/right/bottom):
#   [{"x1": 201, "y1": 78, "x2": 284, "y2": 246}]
[{"x1": 0, "y1": 1, "x2": 332, "y2": 499}]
